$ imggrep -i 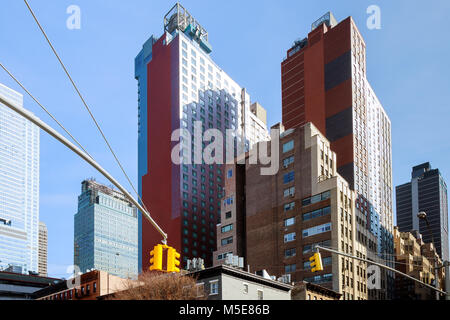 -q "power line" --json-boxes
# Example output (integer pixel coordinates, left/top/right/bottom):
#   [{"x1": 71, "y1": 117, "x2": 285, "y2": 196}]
[
  {"x1": 22, "y1": 0, "x2": 151, "y2": 219},
  {"x1": 0, "y1": 62, "x2": 93, "y2": 160}
]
